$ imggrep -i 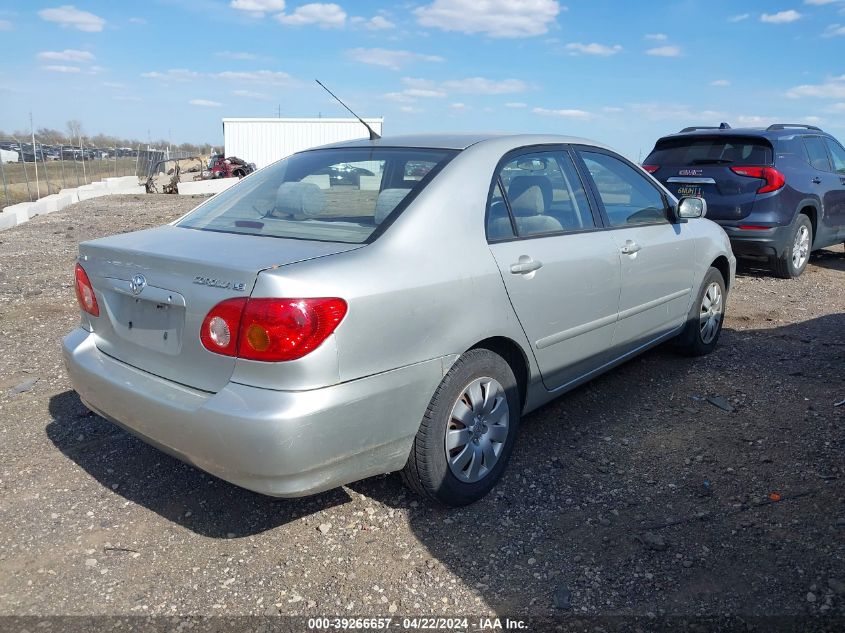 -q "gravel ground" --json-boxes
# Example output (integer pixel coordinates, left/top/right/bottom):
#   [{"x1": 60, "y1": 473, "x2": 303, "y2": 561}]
[{"x1": 0, "y1": 195, "x2": 843, "y2": 624}]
